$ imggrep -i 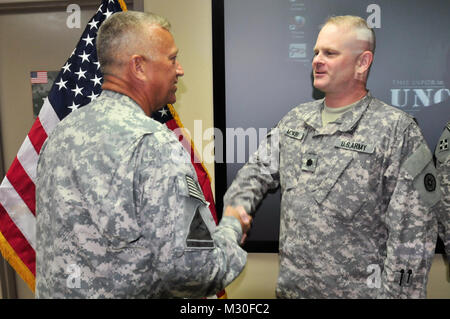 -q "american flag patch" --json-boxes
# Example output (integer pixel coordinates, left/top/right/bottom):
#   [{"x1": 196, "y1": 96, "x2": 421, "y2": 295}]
[
  {"x1": 185, "y1": 175, "x2": 208, "y2": 205},
  {"x1": 30, "y1": 71, "x2": 48, "y2": 84}
]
